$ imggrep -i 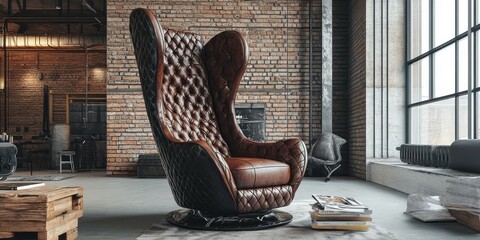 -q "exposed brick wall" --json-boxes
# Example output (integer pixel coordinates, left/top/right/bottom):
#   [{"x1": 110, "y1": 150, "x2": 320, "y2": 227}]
[
  {"x1": 107, "y1": 0, "x2": 350, "y2": 175},
  {"x1": 0, "y1": 51, "x2": 106, "y2": 168},
  {"x1": 348, "y1": 0, "x2": 367, "y2": 179}
]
